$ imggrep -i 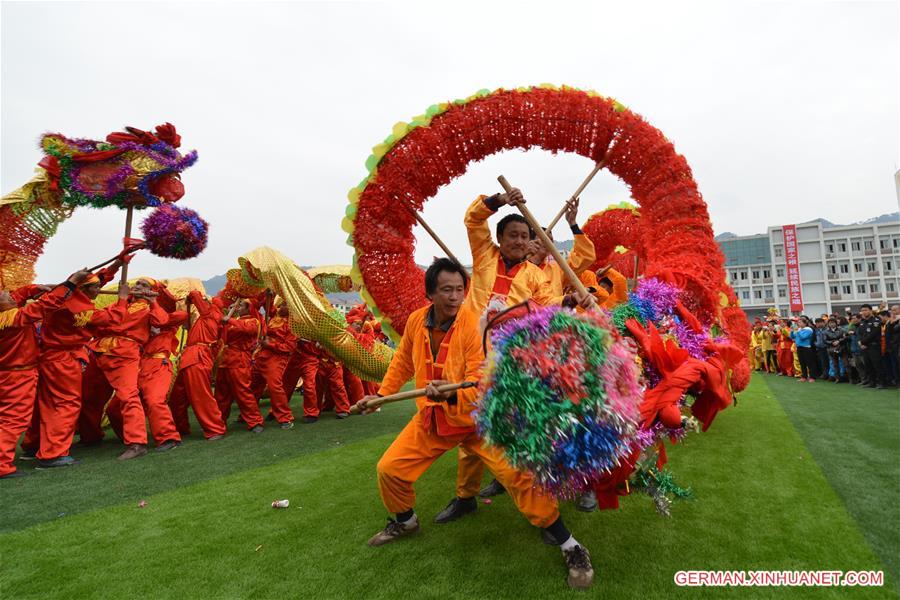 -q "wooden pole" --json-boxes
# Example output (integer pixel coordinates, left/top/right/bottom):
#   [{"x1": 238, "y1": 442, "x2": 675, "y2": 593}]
[
  {"x1": 350, "y1": 381, "x2": 476, "y2": 414},
  {"x1": 545, "y1": 159, "x2": 606, "y2": 232},
  {"x1": 497, "y1": 175, "x2": 591, "y2": 299},
  {"x1": 119, "y1": 205, "x2": 135, "y2": 285},
  {"x1": 400, "y1": 201, "x2": 462, "y2": 265}
]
